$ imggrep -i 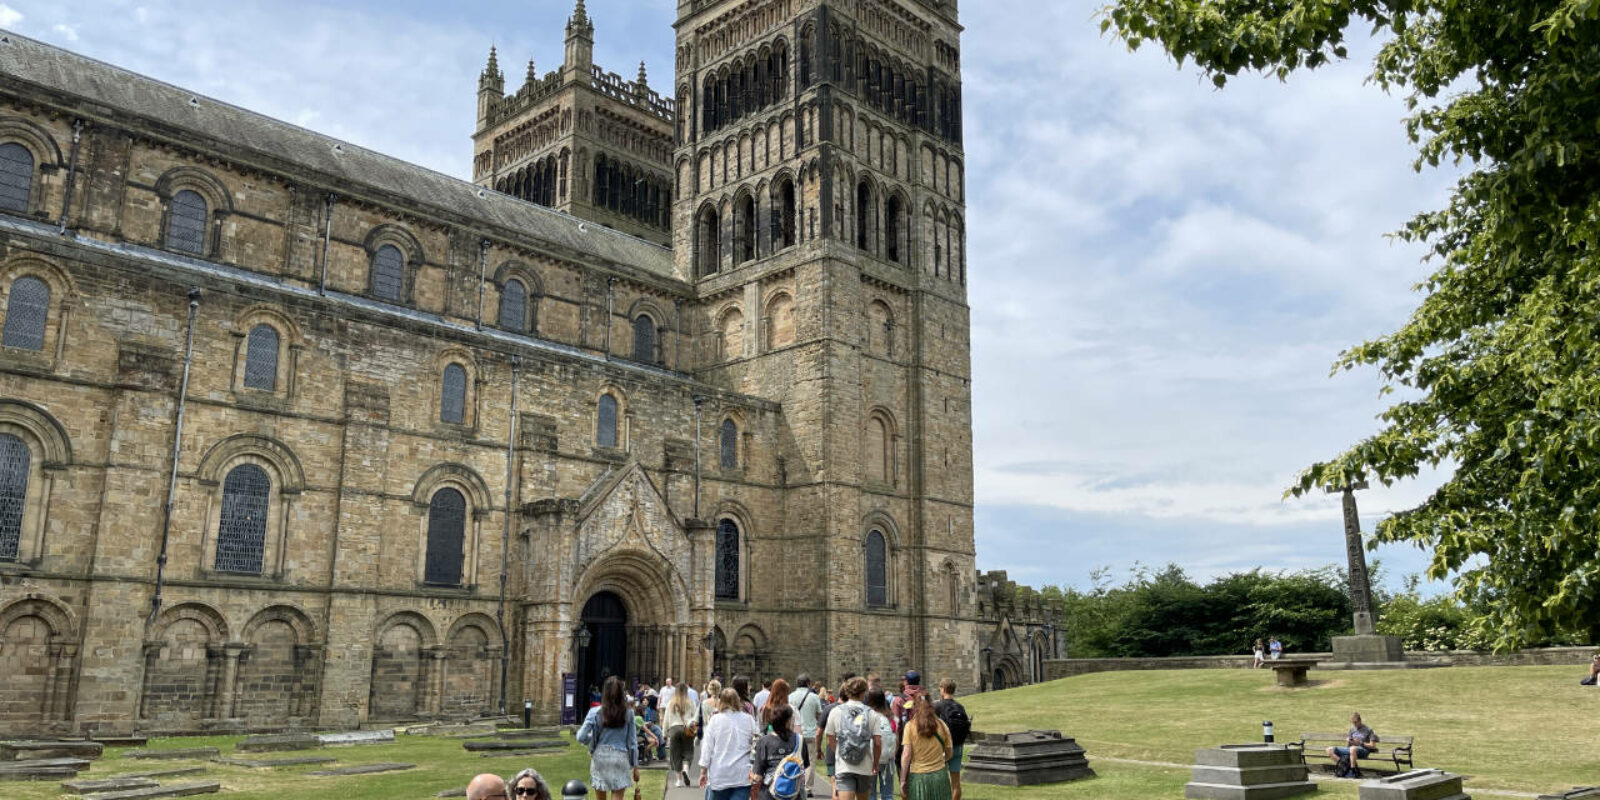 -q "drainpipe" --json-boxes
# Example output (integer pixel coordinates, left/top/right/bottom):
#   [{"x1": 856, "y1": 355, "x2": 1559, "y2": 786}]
[
  {"x1": 497, "y1": 355, "x2": 521, "y2": 716},
  {"x1": 148, "y1": 289, "x2": 201, "y2": 628},
  {"x1": 317, "y1": 194, "x2": 335, "y2": 295},
  {"x1": 56, "y1": 119, "x2": 83, "y2": 234},
  {"x1": 692, "y1": 395, "x2": 705, "y2": 519},
  {"x1": 604, "y1": 278, "x2": 616, "y2": 355},
  {"x1": 476, "y1": 239, "x2": 491, "y2": 330}
]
